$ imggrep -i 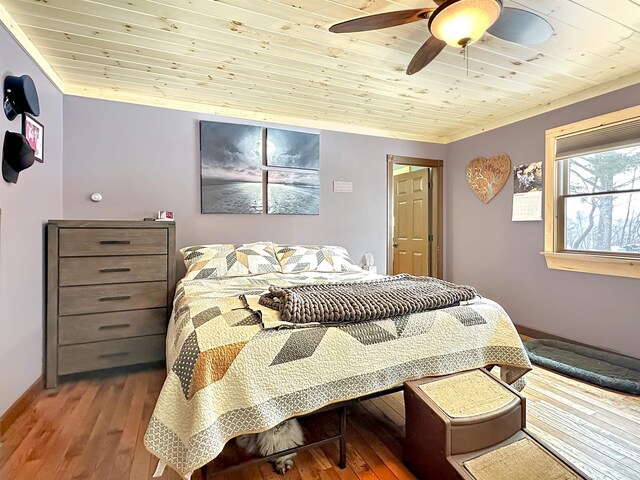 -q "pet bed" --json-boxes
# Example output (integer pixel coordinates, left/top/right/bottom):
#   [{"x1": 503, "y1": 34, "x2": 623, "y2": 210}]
[{"x1": 524, "y1": 339, "x2": 640, "y2": 394}]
